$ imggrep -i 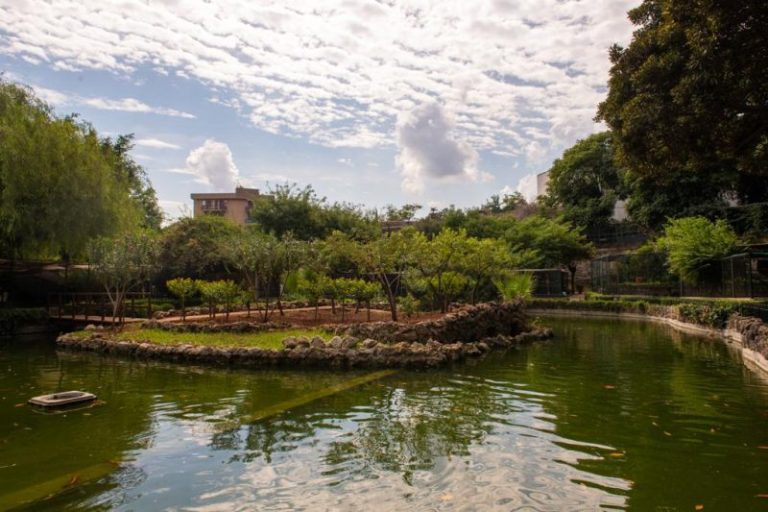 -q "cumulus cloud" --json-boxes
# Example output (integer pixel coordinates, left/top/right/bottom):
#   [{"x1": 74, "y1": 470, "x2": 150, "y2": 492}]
[
  {"x1": 134, "y1": 138, "x2": 181, "y2": 150},
  {"x1": 184, "y1": 139, "x2": 240, "y2": 191},
  {"x1": 396, "y1": 102, "x2": 480, "y2": 194},
  {"x1": 515, "y1": 173, "x2": 539, "y2": 202},
  {"x1": 0, "y1": 0, "x2": 636, "y2": 160}
]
